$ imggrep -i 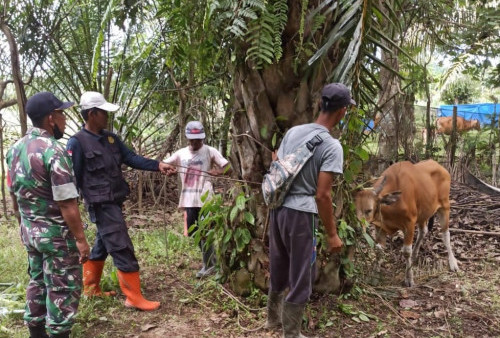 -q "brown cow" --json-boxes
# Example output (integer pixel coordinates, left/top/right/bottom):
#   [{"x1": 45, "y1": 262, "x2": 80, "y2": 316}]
[
  {"x1": 436, "y1": 116, "x2": 480, "y2": 135},
  {"x1": 354, "y1": 160, "x2": 459, "y2": 287}
]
